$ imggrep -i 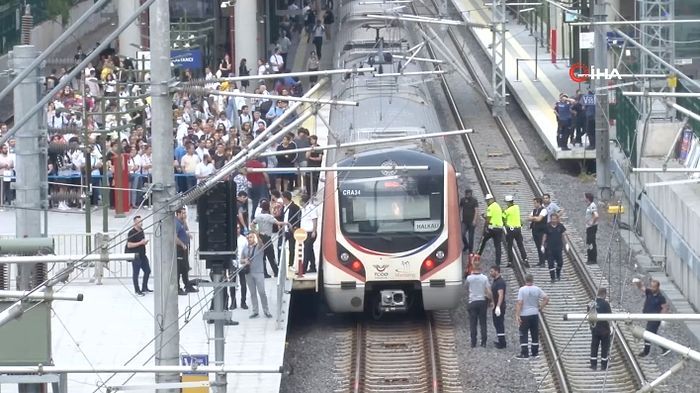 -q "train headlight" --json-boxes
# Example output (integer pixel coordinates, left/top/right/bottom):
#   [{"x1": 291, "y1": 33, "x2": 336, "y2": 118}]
[
  {"x1": 340, "y1": 252, "x2": 350, "y2": 262},
  {"x1": 422, "y1": 258, "x2": 435, "y2": 271},
  {"x1": 435, "y1": 250, "x2": 445, "y2": 260}
]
